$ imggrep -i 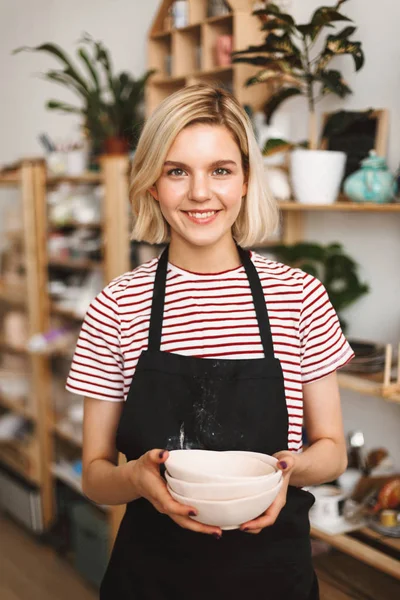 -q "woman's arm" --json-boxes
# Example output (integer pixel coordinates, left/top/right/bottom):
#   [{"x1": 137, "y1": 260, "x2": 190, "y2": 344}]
[
  {"x1": 82, "y1": 397, "x2": 140, "y2": 505},
  {"x1": 82, "y1": 396, "x2": 223, "y2": 535},
  {"x1": 284, "y1": 371, "x2": 348, "y2": 487}
]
